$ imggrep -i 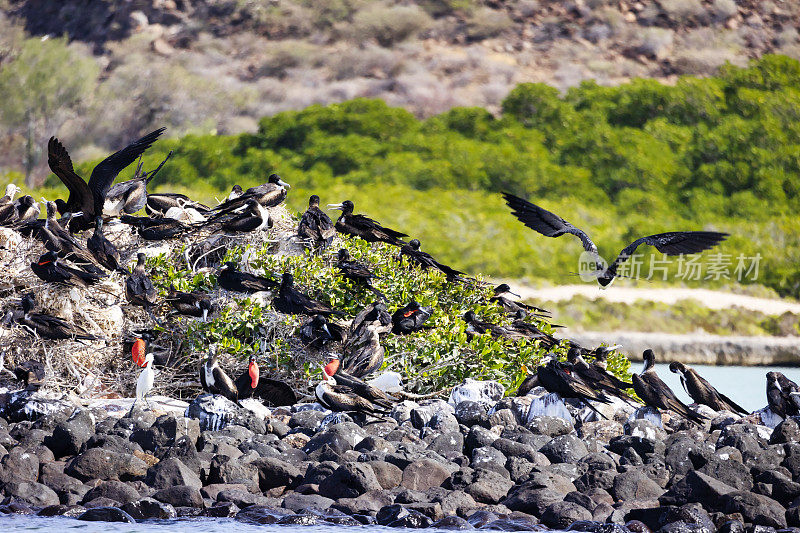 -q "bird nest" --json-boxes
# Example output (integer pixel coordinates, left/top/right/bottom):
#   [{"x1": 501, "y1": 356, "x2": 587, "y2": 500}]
[{"x1": 0, "y1": 203, "x2": 313, "y2": 401}]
